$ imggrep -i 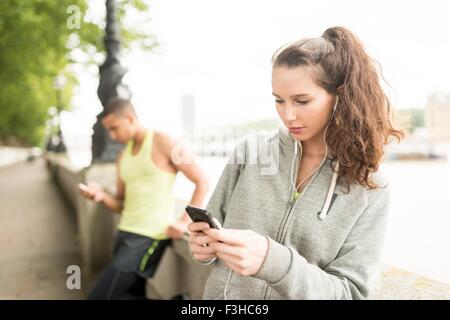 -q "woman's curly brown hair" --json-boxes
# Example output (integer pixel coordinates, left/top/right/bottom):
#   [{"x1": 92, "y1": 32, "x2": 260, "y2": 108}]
[{"x1": 272, "y1": 26, "x2": 405, "y2": 191}]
